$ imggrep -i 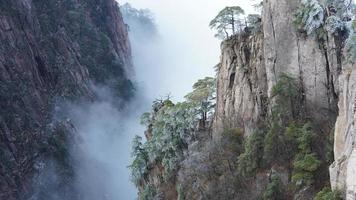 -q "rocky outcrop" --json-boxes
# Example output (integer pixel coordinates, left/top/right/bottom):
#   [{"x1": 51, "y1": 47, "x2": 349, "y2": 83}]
[
  {"x1": 330, "y1": 65, "x2": 356, "y2": 199},
  {"x1": 213, "y1": 32, "x2": 267, "y2": 139},
  {"x1": 262, "y1": 0, "x2": 339, "y2": 131},
  {"x1": 138, "y1": 0, "x2": 350, "y2": 199},
  {"x1": 0, "y1": 0, "x2": 133, "y2": 199},
  {"x1": 214, "y1": 0, "x2": 340, "y2": 140}
]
